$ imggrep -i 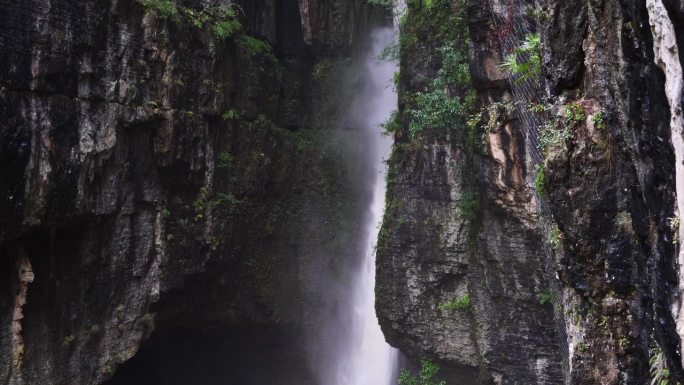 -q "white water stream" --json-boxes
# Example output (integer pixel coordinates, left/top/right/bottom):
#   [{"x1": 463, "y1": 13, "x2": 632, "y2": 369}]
[{"x1": 333, "y1": 26, "x2": 399, "y2": 385}]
